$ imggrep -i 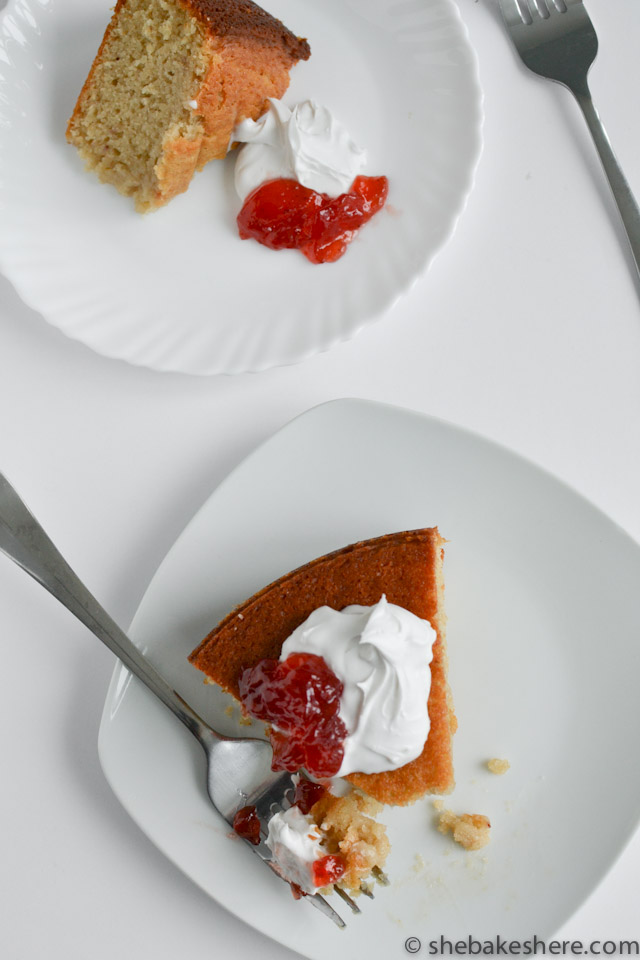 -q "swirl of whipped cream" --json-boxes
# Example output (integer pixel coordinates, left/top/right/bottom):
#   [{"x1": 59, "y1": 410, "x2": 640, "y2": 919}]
[
  {"x1": 280, "y1": 595, "x2": 436, "y2": 777},
  {"x1": 232, "y1": 98, "x2": 367, "y2": 201}
]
